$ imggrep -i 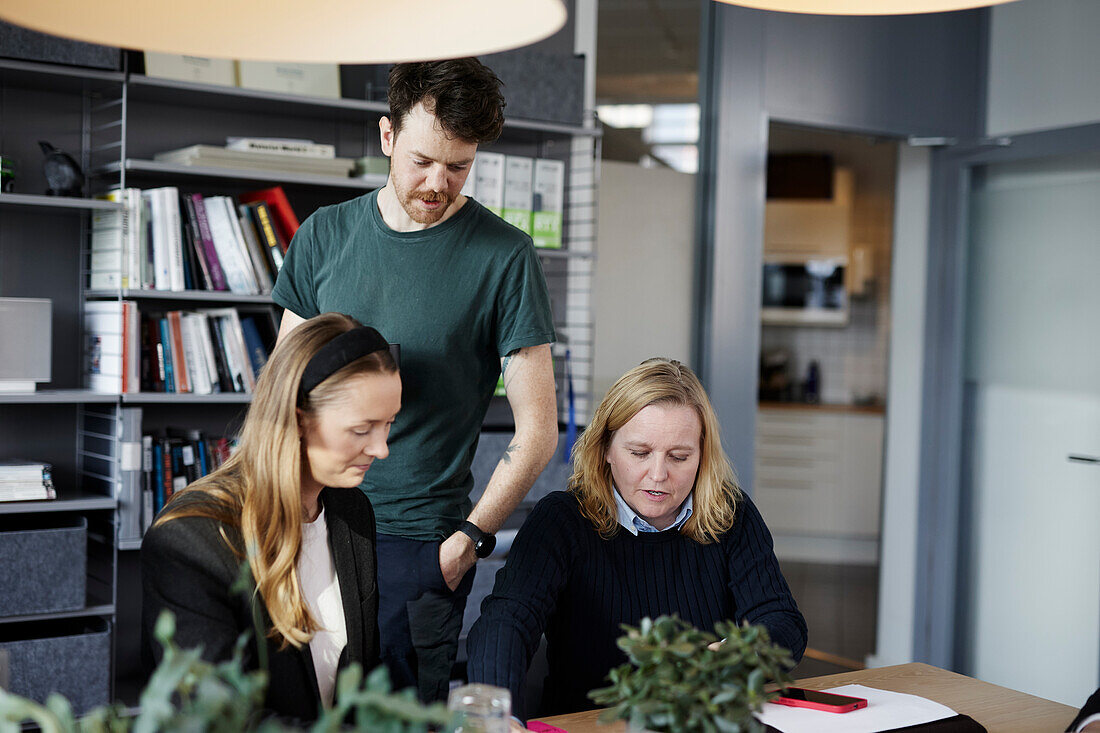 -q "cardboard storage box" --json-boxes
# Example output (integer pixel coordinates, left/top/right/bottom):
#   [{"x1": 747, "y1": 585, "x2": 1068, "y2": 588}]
[
  {"x1": 0, "y1": 619, "x2": 110, "y2": 714},
  {"x1": 0, "y1": 515, "x2": 86, "y2": 617}
]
